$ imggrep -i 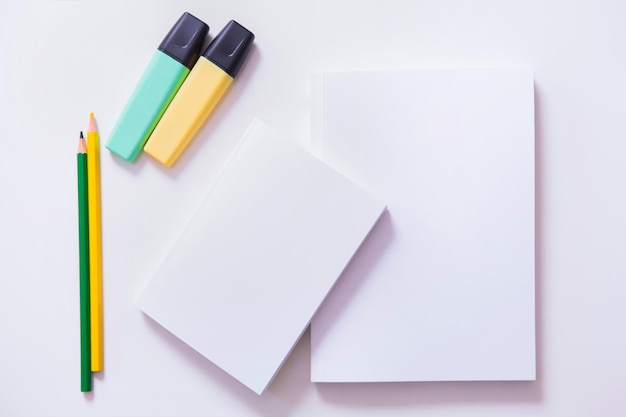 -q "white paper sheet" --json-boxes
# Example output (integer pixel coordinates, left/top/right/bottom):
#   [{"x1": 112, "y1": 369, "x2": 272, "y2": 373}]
[
  {"x1": 137, "y1": 119, "x2": 385, "y2": 394},
  {"x1": 310, "y1": 68, "x2": 536, "y2": 382}
]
